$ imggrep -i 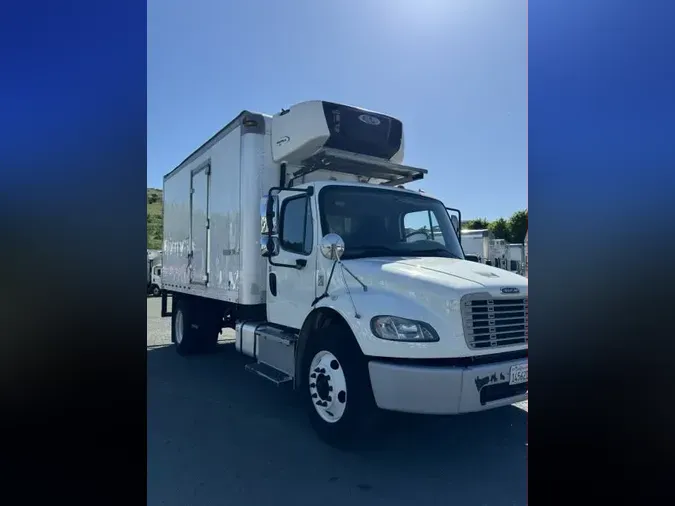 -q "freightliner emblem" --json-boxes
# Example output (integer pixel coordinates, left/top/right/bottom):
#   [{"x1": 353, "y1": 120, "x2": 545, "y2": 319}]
[{"x1": 500, "y1": 287, "x2": 520, "y2": 294}]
